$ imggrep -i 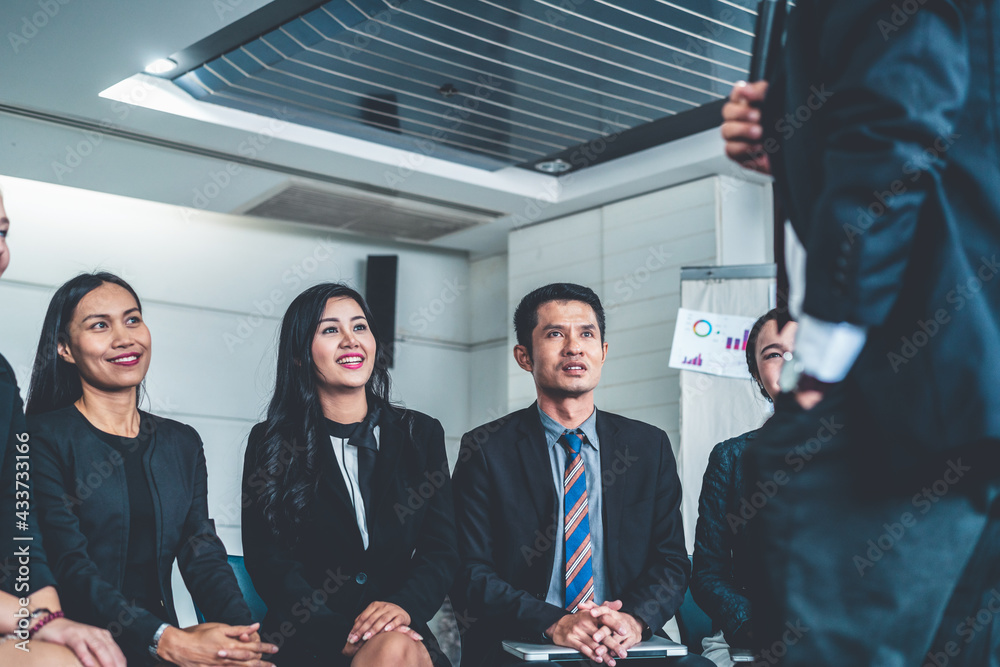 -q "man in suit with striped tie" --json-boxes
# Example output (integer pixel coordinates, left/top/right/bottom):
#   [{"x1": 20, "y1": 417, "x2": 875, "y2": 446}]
[{"x1": 452, "y1": 283, "x2": 710, "y2": 667}]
